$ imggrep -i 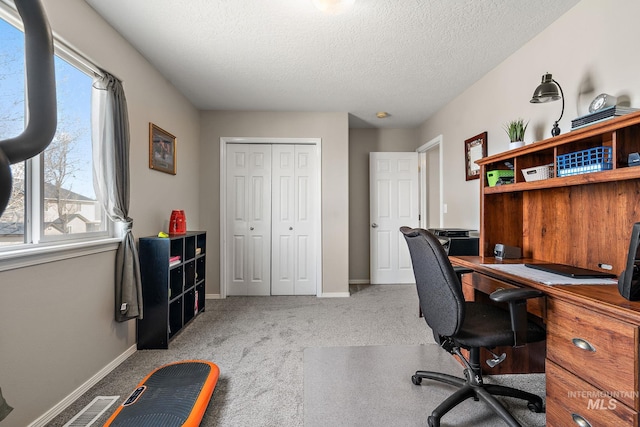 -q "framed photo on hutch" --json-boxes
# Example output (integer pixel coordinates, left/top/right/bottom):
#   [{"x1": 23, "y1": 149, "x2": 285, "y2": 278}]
[{"x1": 465, "y1": 131, "x2": 487, "y2": 181}]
